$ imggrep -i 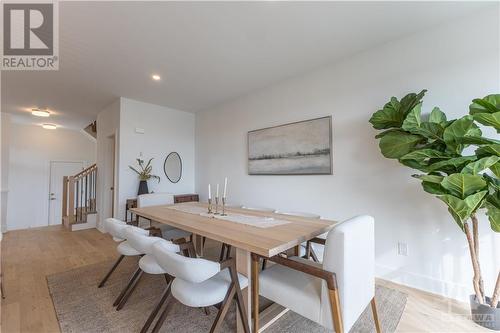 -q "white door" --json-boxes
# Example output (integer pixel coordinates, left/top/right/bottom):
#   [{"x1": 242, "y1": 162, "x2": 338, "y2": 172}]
[{"x1": 48, "y1": 161, "x2": 84, "y2": 225}]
